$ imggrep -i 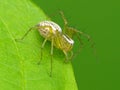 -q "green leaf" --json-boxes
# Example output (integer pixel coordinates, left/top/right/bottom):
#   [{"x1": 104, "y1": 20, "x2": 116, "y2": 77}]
[{"x1": 0, "y1": 0, "x2": 78, "y2": 90}]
